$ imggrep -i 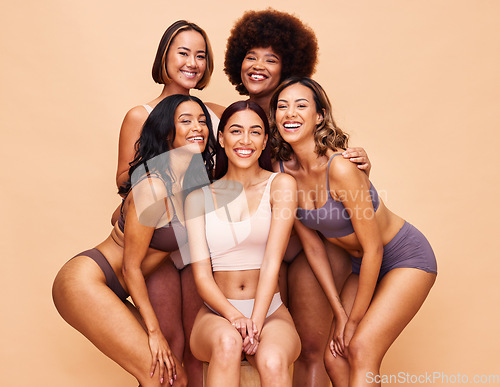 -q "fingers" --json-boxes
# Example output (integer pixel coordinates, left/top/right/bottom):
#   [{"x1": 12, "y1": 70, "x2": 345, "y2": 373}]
[{"x1": 243, "y1": 335, "x2": 259, "y2": 355}]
